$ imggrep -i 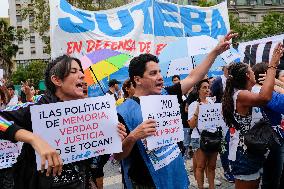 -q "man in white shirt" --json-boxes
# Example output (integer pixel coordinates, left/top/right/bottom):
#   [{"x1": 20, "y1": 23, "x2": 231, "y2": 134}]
[{"x1": 6, "y1": 84, "x2": 18, "y2": 106}]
